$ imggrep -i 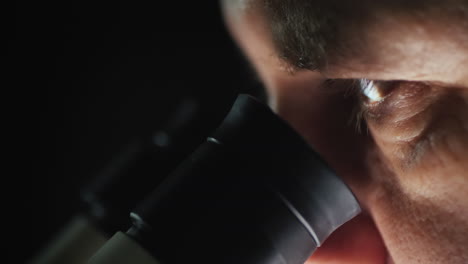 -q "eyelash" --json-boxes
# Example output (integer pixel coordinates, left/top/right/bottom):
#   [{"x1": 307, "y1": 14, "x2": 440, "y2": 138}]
[
  {"x1": 320, "y1": 79, "x2": 368, "y2": 133},
  {"x1": 322, "y1": 78, "x2": 389, "y2": 133}
]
